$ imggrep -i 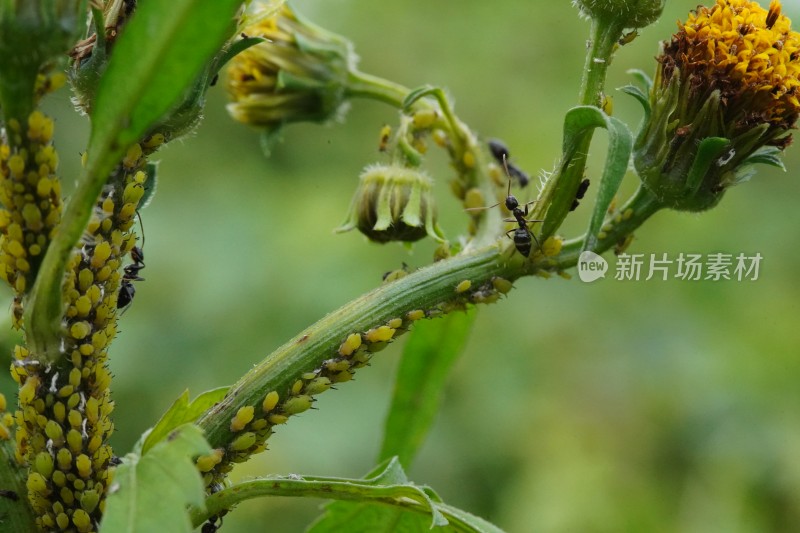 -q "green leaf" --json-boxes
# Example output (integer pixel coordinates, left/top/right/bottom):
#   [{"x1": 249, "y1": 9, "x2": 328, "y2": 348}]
[
  {"x1": 101, "y1": 425, "x2": 212, "y2": 533},
  {"x1": 379, "y1": 311, "x2": 476, "y2": 467},
  {"x1": 558, "y1": 106, "x2": 632, "y2": 252},
  {"x1": 87, "y1": 0, "x2": 244, "y2": 174},
  {"x1": 141, "y1": 387, "x2": 229, "y2": 455}
]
